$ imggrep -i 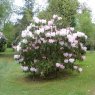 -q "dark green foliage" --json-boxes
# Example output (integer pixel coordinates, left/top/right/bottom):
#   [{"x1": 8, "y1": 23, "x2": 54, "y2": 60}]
[
  {"x1": 0, "y1": 32, "x2": 6, "y2": 52},
  {"x1": 2, "y1": 22, "x2": 15, "y2": 47}
]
